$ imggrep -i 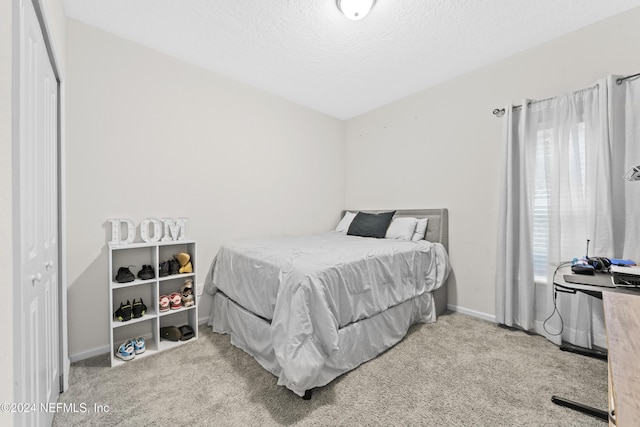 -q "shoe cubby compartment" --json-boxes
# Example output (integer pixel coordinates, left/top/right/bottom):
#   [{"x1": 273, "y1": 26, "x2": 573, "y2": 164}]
[
  {"x1": 158, "y1": 241, "x2": 195, "y2": 279},
  {"x1": 111, "y1": 283, "x2": 156, "y2": 328},
  {"x1": 158, "y1": 309, "x2": 198, "y2": 352},
  {"x1": 108, "y1": 239, "x2": 197, "y2": 367},
  {"x1": 110, "y1": 244, "x2": 158, "y2": 286},
  {"x1": 112, "y1": 320, "x2": 158, "y2": 367},
  {"x1": 159, "y1": 276, "x2": 197, "y2": 313}
]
